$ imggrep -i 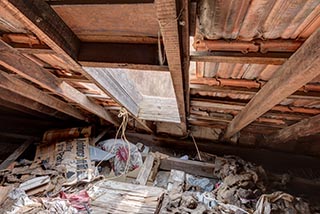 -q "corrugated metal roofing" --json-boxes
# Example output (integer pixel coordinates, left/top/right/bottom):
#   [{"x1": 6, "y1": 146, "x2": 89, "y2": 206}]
[{"x1": 198, "y1": 0, "x2": 320, "y2": 40}]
